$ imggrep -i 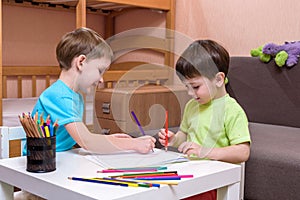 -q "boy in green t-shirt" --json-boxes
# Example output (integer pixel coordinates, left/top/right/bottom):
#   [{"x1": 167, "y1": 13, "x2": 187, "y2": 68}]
[{"x1": 158, "y1": 40, "x2": 251, "y2": 200}]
